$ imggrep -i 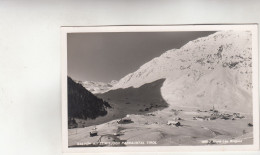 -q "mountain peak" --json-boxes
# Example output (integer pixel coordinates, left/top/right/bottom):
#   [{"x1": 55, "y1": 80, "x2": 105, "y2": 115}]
[{"x1": 81, "y1": 80, "x2": 118, "y2": 94}]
